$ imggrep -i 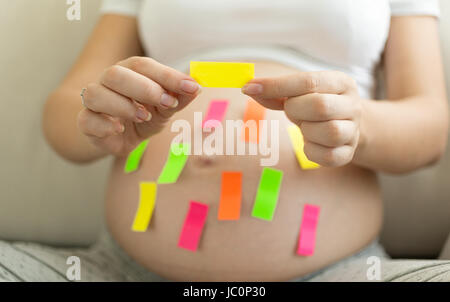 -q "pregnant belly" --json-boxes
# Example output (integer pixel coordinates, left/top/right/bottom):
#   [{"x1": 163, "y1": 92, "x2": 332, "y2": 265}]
[{"x1": 104, "y1": 61, "x2": 383, "y2": 281}]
